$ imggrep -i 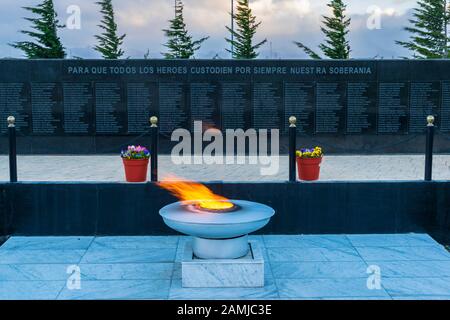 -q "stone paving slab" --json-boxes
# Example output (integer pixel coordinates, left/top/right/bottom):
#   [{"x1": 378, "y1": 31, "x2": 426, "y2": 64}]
[
  {"x1": 363, "y1": 260, "x2": 450, "y2": 278},
  {"x1": 381, "y1": 277, "x2": 450, "y2": 297},
  {"x1": 0, "y1": 155, "x2": 450, "y2": 182},
  {"x1": 89, "y1": 236, "x2": 179, "y2": 250},
  {"x1": 267, "y1": 246, "x2": 363, "y2": 262},
  {"x1": 169, "y1": 278, "x2": 279, "y2": 300},
  {"x1": 271, "y1": 261, "x2": 368, "y2": 279},
  {"x1": 80, "y1": 248, "x2": 177, "y2": 264},
  {"x1": 392, "y1": 296, "x2": 450, "y2": 300},
  {"x1": 355, "y1": 246, "x2": 450, "y2": 261},
  {"x1": 57, "y1": 280, "x2": 172, "y2": 300},
  {"x1": 78, "y1": 263, "x2": 174, "y2": 281},
  {"x1": 346, "y1": 234, "x2": 437, "y2": 247},
  {"x1": 0, "y1": 236, "x2": 94, "y2": 250},
  {"x1": 0, "y1": 234, "x2": 450, "y2": 300},
  {"x1": 0, "y1": 249, "x2": 86, "y2": 264},
  {"x1": 276, "y1": 278, "x2": 391, "y2": 299},
  {"x1": 0, "y1": 281, "x2": 66, "y2": 300},
  {"x1": 264, "y1": 234, "x2": 353, "y2": 248}
]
